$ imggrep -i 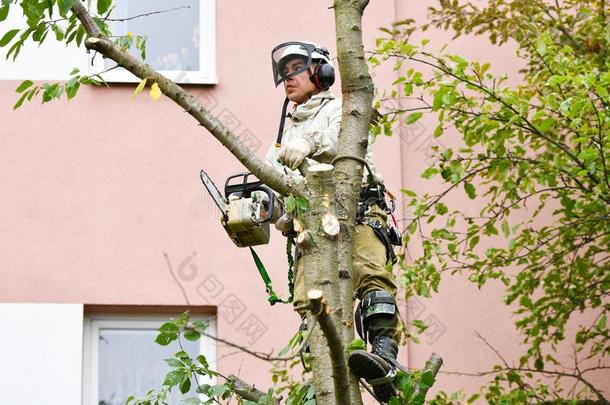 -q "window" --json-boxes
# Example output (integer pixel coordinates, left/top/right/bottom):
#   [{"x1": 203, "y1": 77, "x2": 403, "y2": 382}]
[
  {"x1": 93, "y1": 0, "x2": 217, "y2": 84},
  {"x1": 0, "y1": 304, "x2": 83, "y2": 405},
  {"x1": 82, "y1": 314, "x2": 216, "y2": 405},
  {"x1": 0, "y1": 0, "x2": 216, "y2": 83}
]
